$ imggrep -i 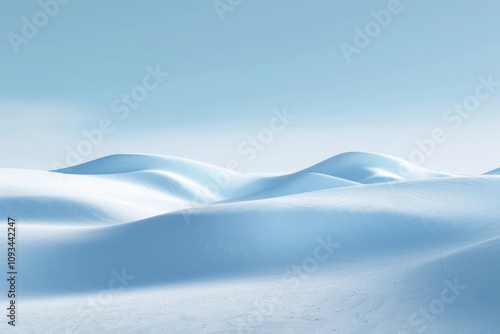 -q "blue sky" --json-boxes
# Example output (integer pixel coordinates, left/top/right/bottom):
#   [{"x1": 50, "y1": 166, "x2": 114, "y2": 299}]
[{"x1": 1, "y1": 0, "x2": 499, "y2": 173}]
